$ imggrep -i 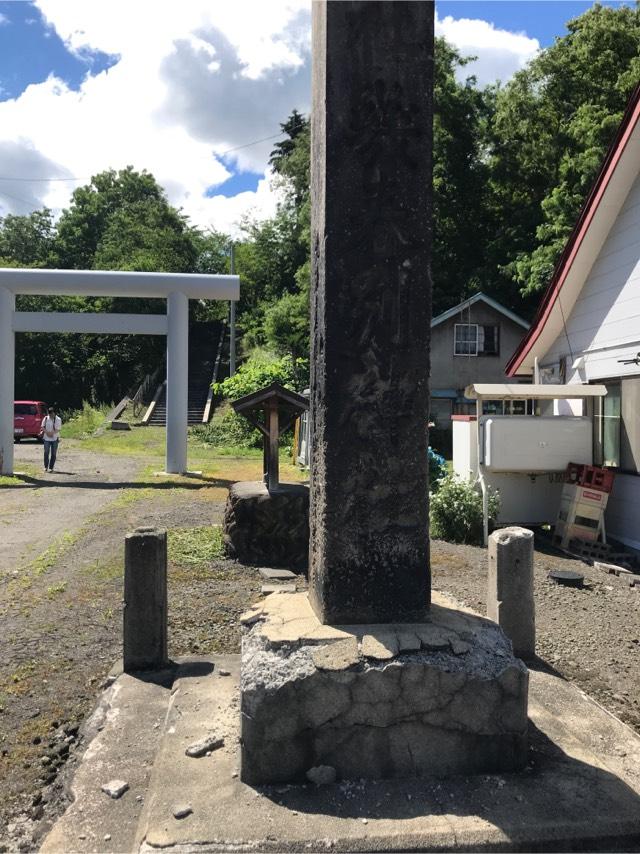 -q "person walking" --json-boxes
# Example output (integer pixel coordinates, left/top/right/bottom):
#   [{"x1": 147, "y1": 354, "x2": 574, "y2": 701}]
[{"x1": 41, "y1": 406, "x2": 62, "y2": 472}]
